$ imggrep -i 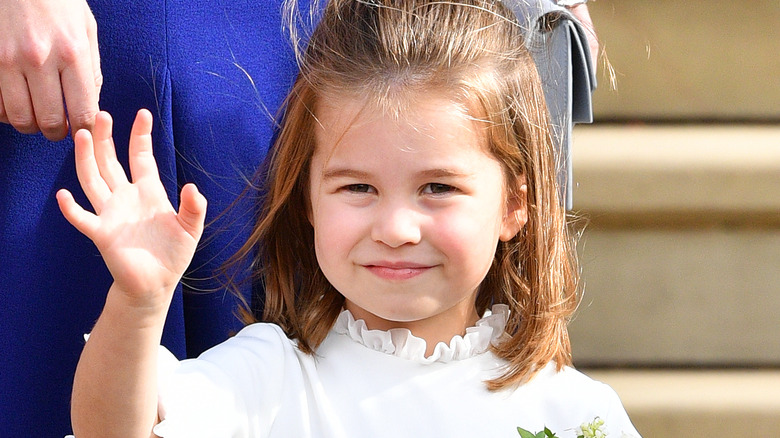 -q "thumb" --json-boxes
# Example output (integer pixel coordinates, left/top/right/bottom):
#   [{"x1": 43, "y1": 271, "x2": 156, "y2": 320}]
[{"x1": 177, "y1": 183, "x2": 207, "y2": 241}]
